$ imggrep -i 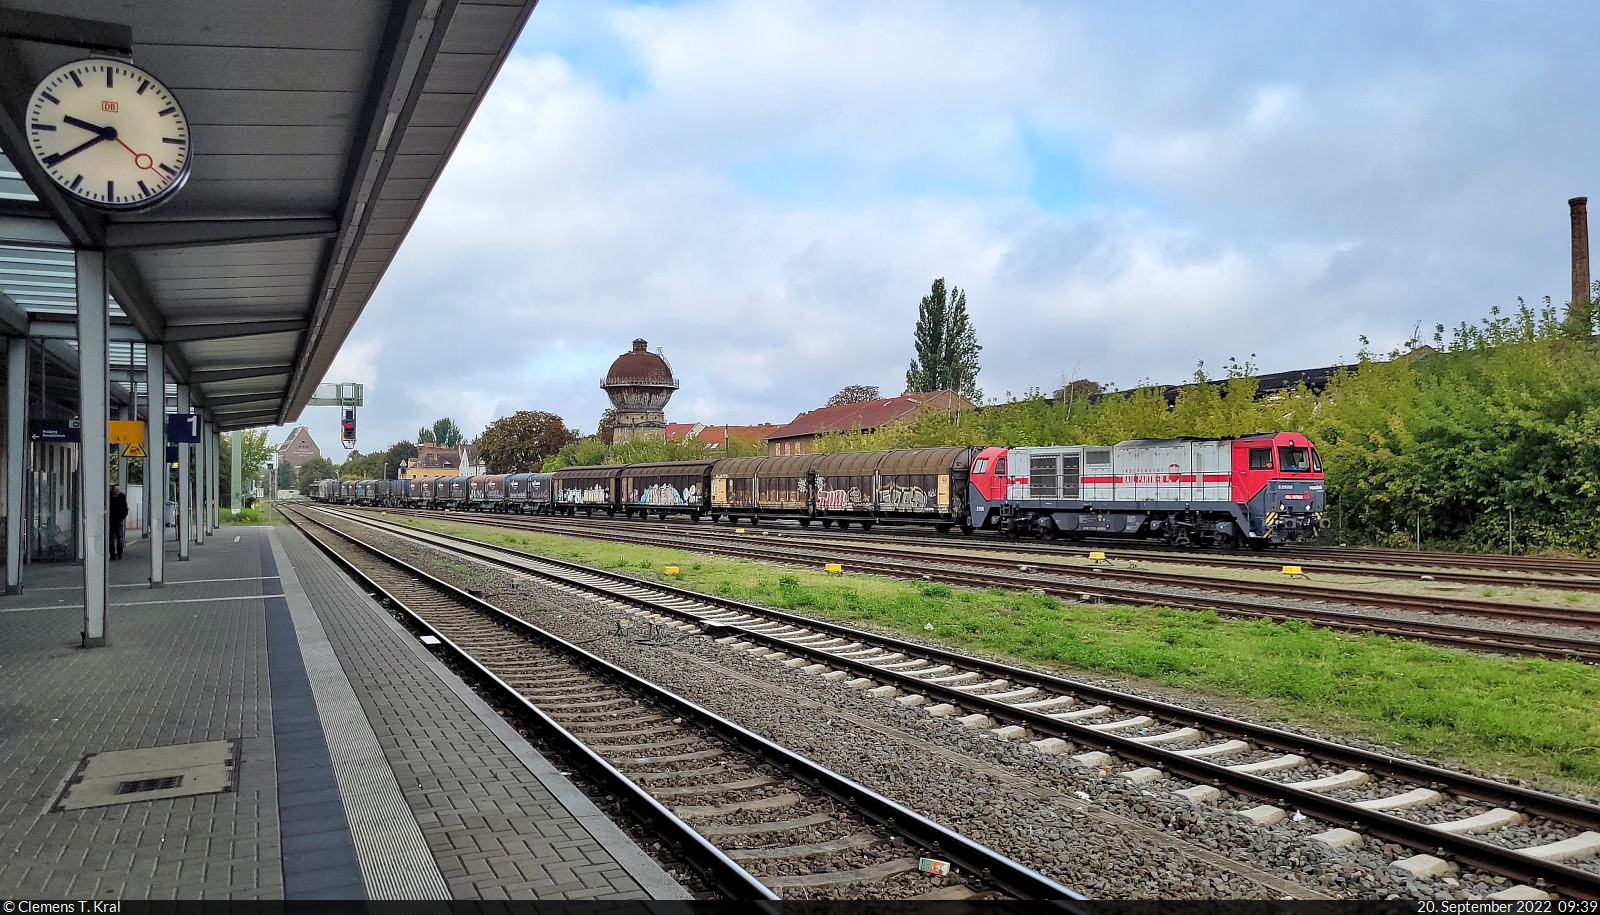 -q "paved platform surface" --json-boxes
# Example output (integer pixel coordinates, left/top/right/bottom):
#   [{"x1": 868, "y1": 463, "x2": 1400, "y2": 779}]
[{"x1": 0, "y1": 524, "x2": 687, "y2": 900}]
